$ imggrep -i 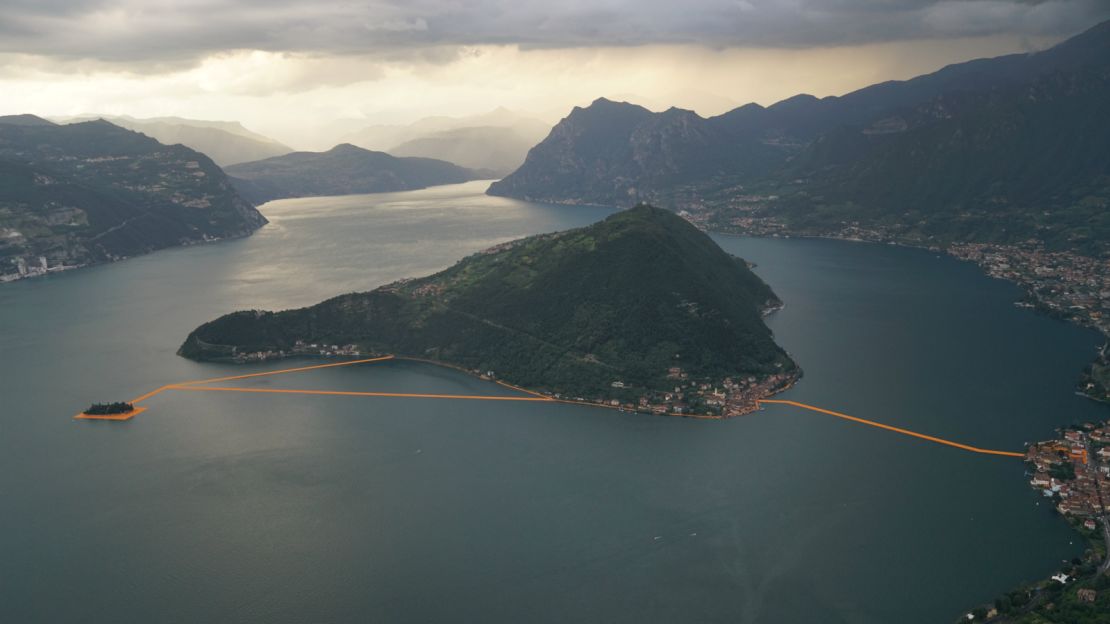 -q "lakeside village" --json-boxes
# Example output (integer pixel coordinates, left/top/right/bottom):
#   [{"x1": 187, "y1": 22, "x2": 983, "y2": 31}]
[
  {"x1": 228, "y1": 341, "x2": 799, "y2": 418},
  {"x1": 953, "y1": 424, "x2": 1110, "y2": 622},
  {"x1": 0, "y1": 254, "x2": 82, "y2": 283},
  {"x1": 1026, "y1": 424, "x2": 1109, "y2": 521},
  {"x1": 611, "y1": 366, "x2": 798, "y2": 418}
]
